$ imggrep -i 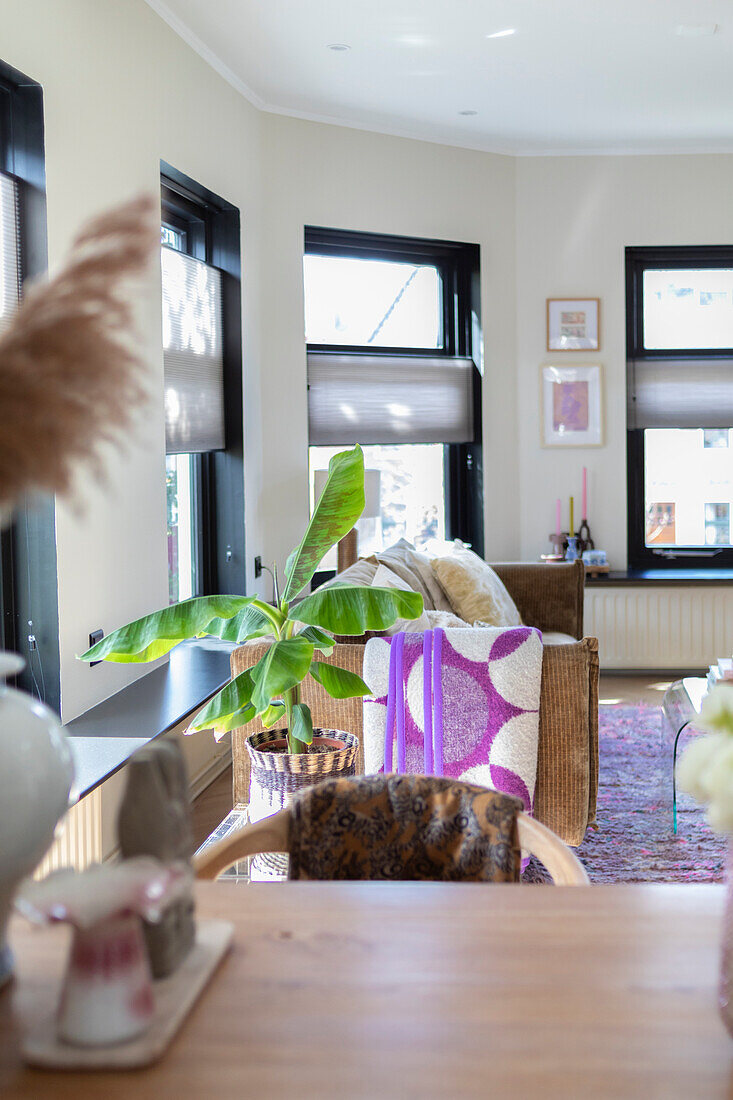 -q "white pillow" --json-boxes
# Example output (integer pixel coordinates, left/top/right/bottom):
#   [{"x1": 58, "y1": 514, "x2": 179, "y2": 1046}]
[
  {"x1": 424, "y1": 609, "x2": 470, "y2": 629},
  {"x1": 371, "y1": 563, "x2": 430, "y2": 635},
  {"x1": 430, "y1": 546, "x2": 522, "y2": 628}
]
